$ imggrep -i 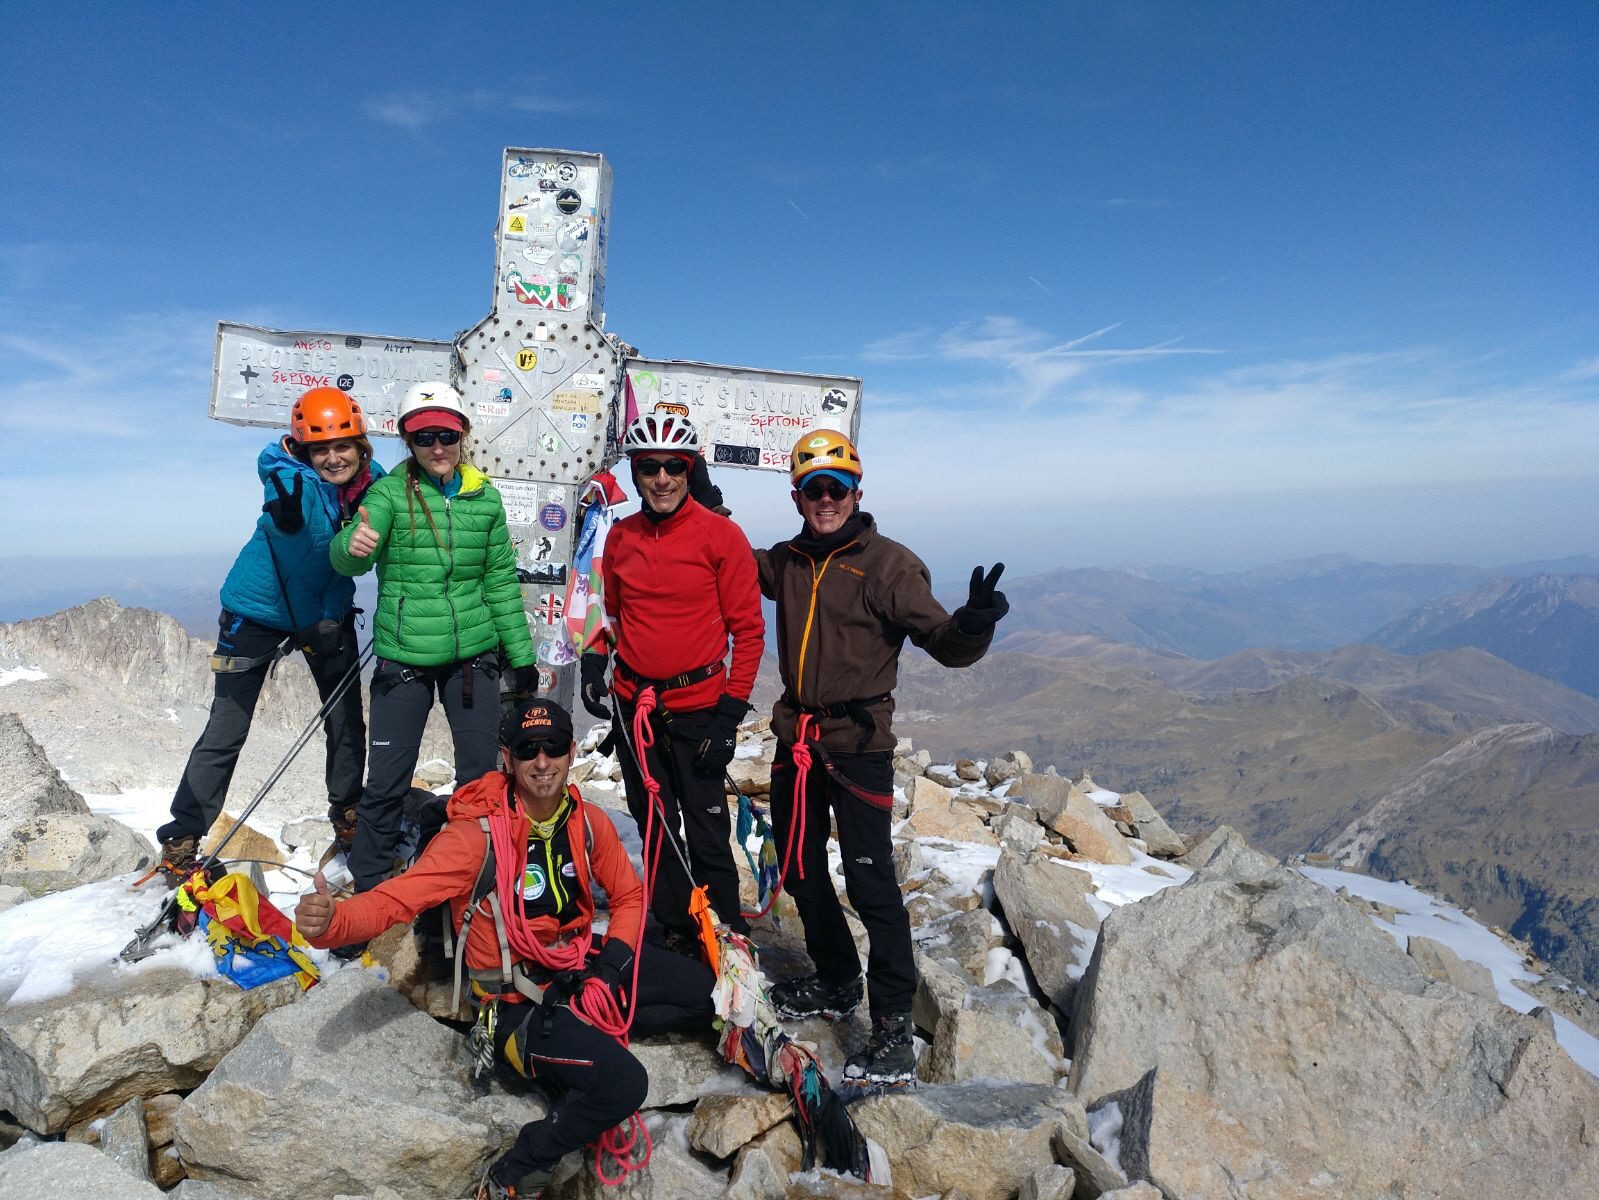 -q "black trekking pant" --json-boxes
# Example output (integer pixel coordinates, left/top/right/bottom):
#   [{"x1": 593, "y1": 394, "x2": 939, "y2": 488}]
[
  {"x1": 770, "y1": 744, "x2": 915, "y2": 1018},
  {"x1": 158, "y1": 610, "x2": 364, "y2": 845},
  {"x1": 614, "y1": 700, "x2": 749, "y2": 938},
  {"x1": 491, "y1": 944, "x2": 714, "y2": 1186},
  {"x1": 347, "y1": 654, "x2": 501, "y2": 891}
]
